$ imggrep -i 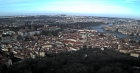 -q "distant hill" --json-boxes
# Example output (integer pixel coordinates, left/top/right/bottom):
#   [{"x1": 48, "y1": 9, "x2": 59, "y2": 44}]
[{"x1": 1, "y1": 48, "x2": 140, "y2": 73}]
